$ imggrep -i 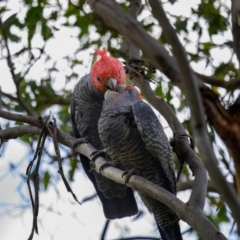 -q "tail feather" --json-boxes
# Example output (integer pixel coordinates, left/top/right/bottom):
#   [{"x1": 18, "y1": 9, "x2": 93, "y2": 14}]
[
  {"x1": 157, "y1": 220, "x2": 182, "y2": 240},
  {"x1": 80, "y1": 153, "x2": 138, "y2": 219}
]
